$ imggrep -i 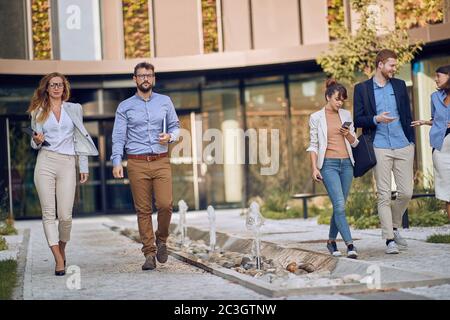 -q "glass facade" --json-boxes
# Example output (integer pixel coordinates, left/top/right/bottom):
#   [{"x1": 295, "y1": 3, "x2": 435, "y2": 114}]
[
  {"x1": 0, "y1": 55, "x2": 444, "y2": 219},
  {"x1": 289, "y1": 73, "x2": 328, "y2": 194},
  {"x1": 244, "y1": 76, "x2": 290, "y2": 198}
]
